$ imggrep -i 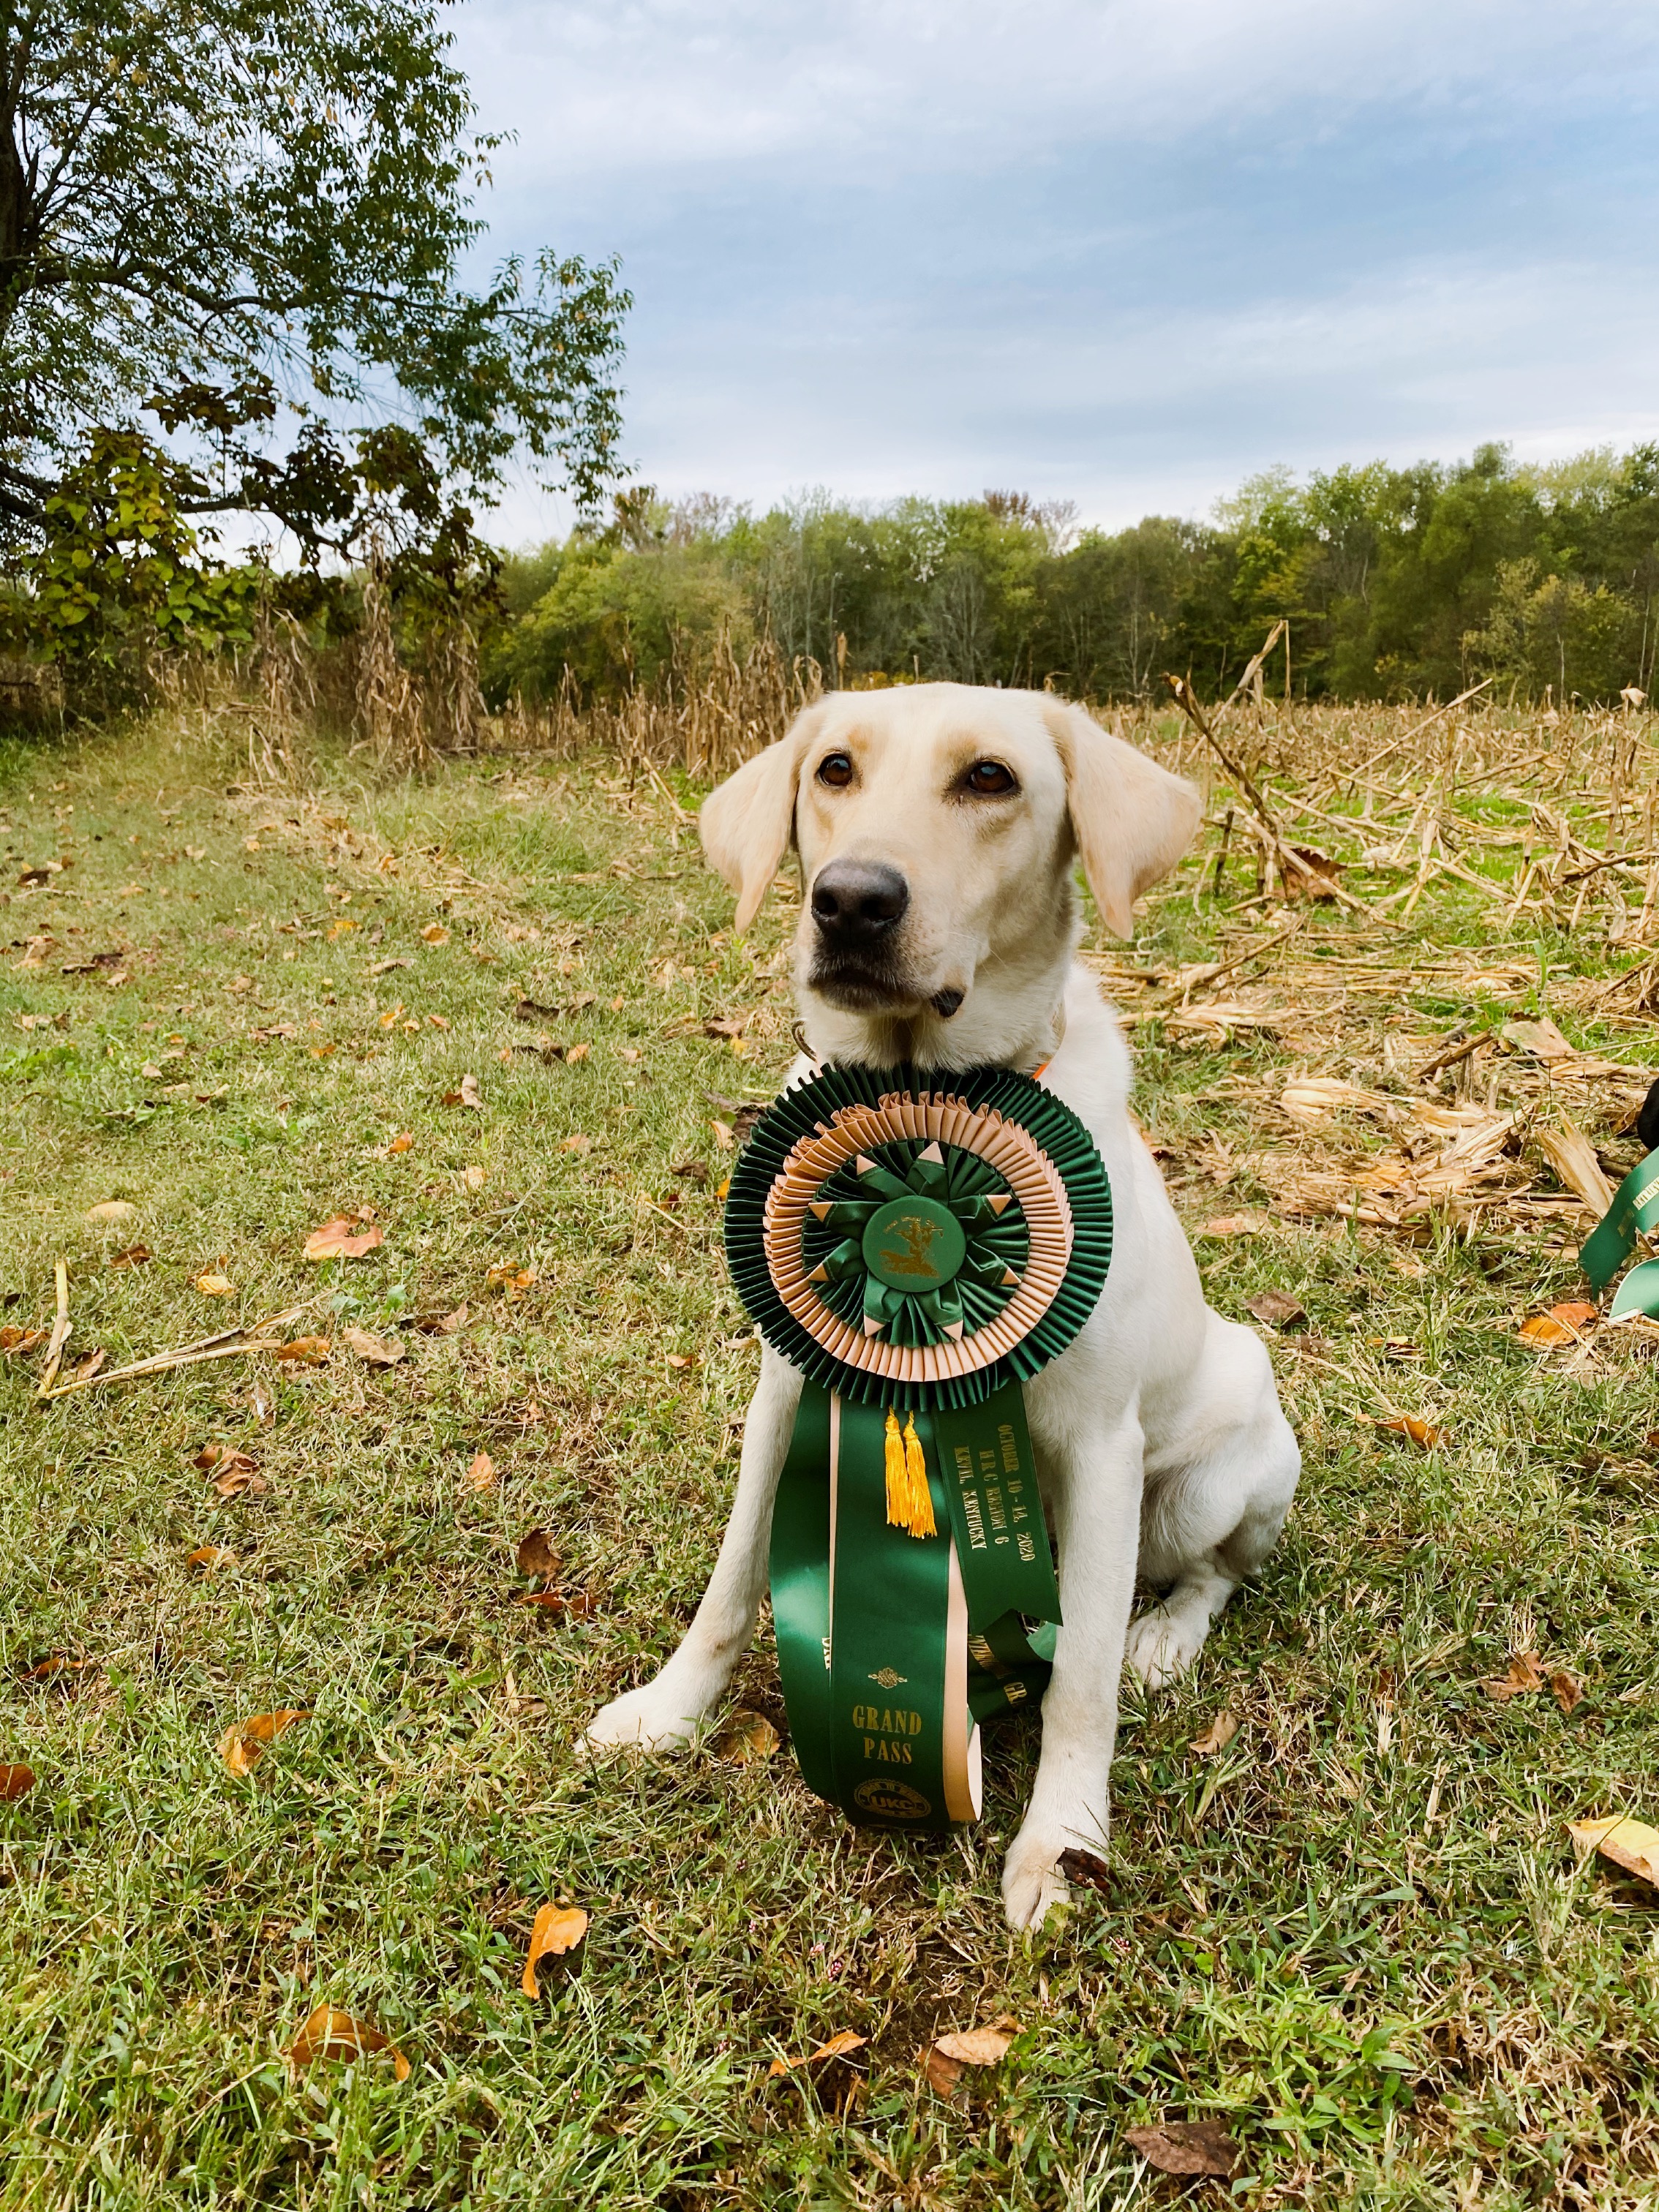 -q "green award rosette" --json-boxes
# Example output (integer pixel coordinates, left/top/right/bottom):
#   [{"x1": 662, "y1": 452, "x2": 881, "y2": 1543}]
[
  {"x1": 1580, "y1": 1146, "x2": 1659, "y2": 1320},
  {"x1": 725, "y1": 1063, "x2": 1113, "y2": 1831}
]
